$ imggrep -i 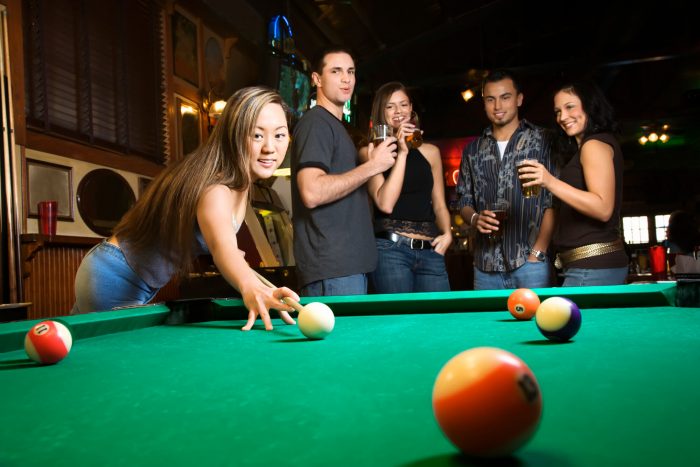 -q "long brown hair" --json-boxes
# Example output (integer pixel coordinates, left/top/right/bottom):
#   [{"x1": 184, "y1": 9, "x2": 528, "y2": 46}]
[
  {"x1": 113, "y1": 86, "x2": 289, "y2": 274},
  {"x1": 370, "y1": 81, "x2": 410, "y2": 127}
]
